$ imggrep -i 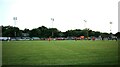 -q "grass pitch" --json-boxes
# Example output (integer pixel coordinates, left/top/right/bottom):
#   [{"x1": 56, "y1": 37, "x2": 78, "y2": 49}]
[{"x1": 2, "y1": 40, "x2": 118, "y2": 65}]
